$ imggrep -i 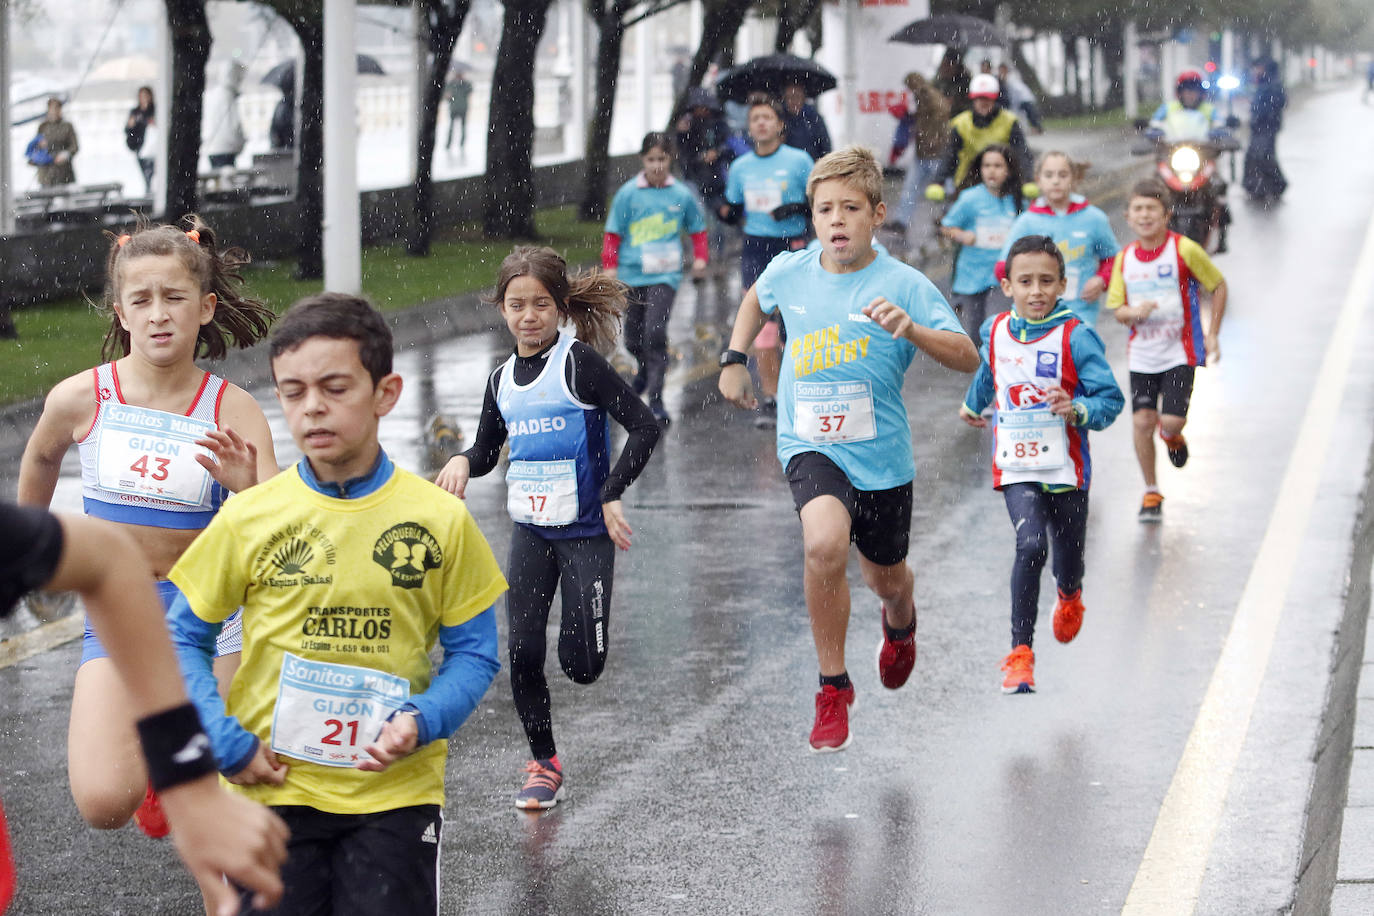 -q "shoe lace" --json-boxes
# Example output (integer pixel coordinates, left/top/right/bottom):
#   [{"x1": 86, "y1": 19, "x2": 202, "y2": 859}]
[
  {"x1": 522, "y1": 760, "x2": 560, "y2": 789},
  {"x1": 817, "y1": 687, "x2": 847, "y2": 718},
  {"x1": 1001, "y1": 647, "x2": 1033, "y2": 673}
]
